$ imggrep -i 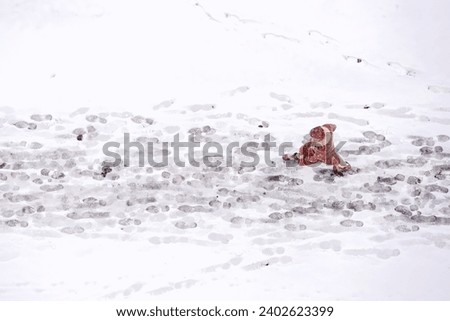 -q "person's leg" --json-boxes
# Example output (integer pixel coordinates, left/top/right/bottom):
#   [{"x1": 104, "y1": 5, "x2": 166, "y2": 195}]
[{"x1": 283, "y1": 143, "x2": 322, "y2": 167}]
